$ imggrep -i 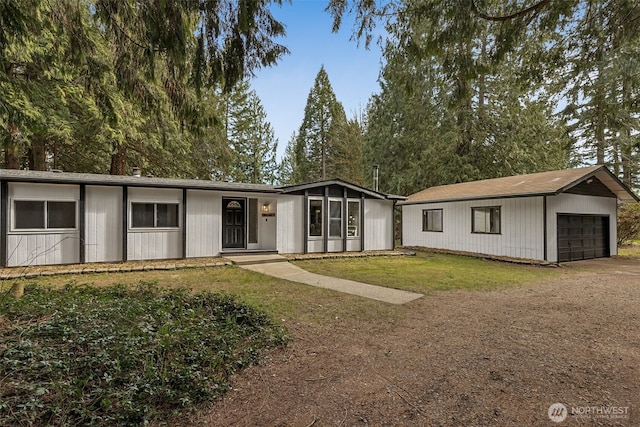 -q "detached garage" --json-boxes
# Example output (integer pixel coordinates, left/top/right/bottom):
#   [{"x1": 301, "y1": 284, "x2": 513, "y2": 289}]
[{"x1": 401, "y1": 166, "x2": 638, "y2": 263}]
